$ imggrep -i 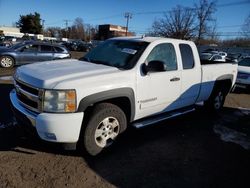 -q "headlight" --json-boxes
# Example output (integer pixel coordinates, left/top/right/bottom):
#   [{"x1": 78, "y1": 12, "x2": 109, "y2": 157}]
[{"x1": 43, "y1": 90, "x2": 76, "y2": 113}]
